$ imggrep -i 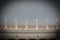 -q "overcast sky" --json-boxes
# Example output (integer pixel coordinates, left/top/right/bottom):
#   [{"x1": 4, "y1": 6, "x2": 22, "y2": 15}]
[{"x1": 0, "y1": 0, "x2": 59, "y2": 25}]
